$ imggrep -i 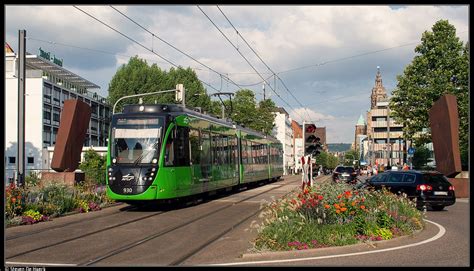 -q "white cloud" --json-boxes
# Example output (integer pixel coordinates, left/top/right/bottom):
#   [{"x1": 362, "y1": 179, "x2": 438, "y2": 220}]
[{"x1": 5, "y1": 5, "x2": 468, "y2": 144}]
